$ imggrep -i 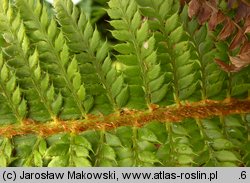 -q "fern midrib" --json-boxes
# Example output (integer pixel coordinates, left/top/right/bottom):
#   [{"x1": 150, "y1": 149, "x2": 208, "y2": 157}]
[
  {"x1": 132, "y1": 126, "x2": 140, "y2": 166},
  {"x1": 196, "y1": 119, "x2": 219, "y2": 166},
  {"x1": 220, "y1": 115, "x2": 245, "y2": 161},
  {"x1": 79, "y1": 34, "x2": 119, "y2": 110},
  {"x1": 23, "y1": 136, "x2": 42, "y2": 166},
  {"x1": 68, "y1": 134, "x2": 74, "y2": 167},
  {"x1": 219, "y1": 115, "x2": 227, "y2": 137},
  {"x1": 87, "y1": 43, "x2": 119, "y2": 111},
  {"x1": 43, "y1": 33, "x2": 86, "y2": 119},
  {"x1": 94, "y1": 129, "x2": 105, "y2": 166},
  {"x1": 30, "y1": 76, "x2": 55, "y2": 118},
  {"x1": 119, "y1": 1, "x2": 151, "y2": 108},
  {"x1": 150, "y1": 7, "x2": 181, "y2": 105},
  {"x1": 227, "y1": 72, "x2": 233, "y2": 98},
  {"x1": 132, "y1": 38, "x2": 151, "y2": 108},
  {"x1": 169, "y1": 47, "x2": 181, "y2": 105},
  {"x1": 186, "y1": 27, "x2": 208, "y2": 100},
  {"x1": 165, "y1": 123, "x2": 175, "y2": 166}
]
